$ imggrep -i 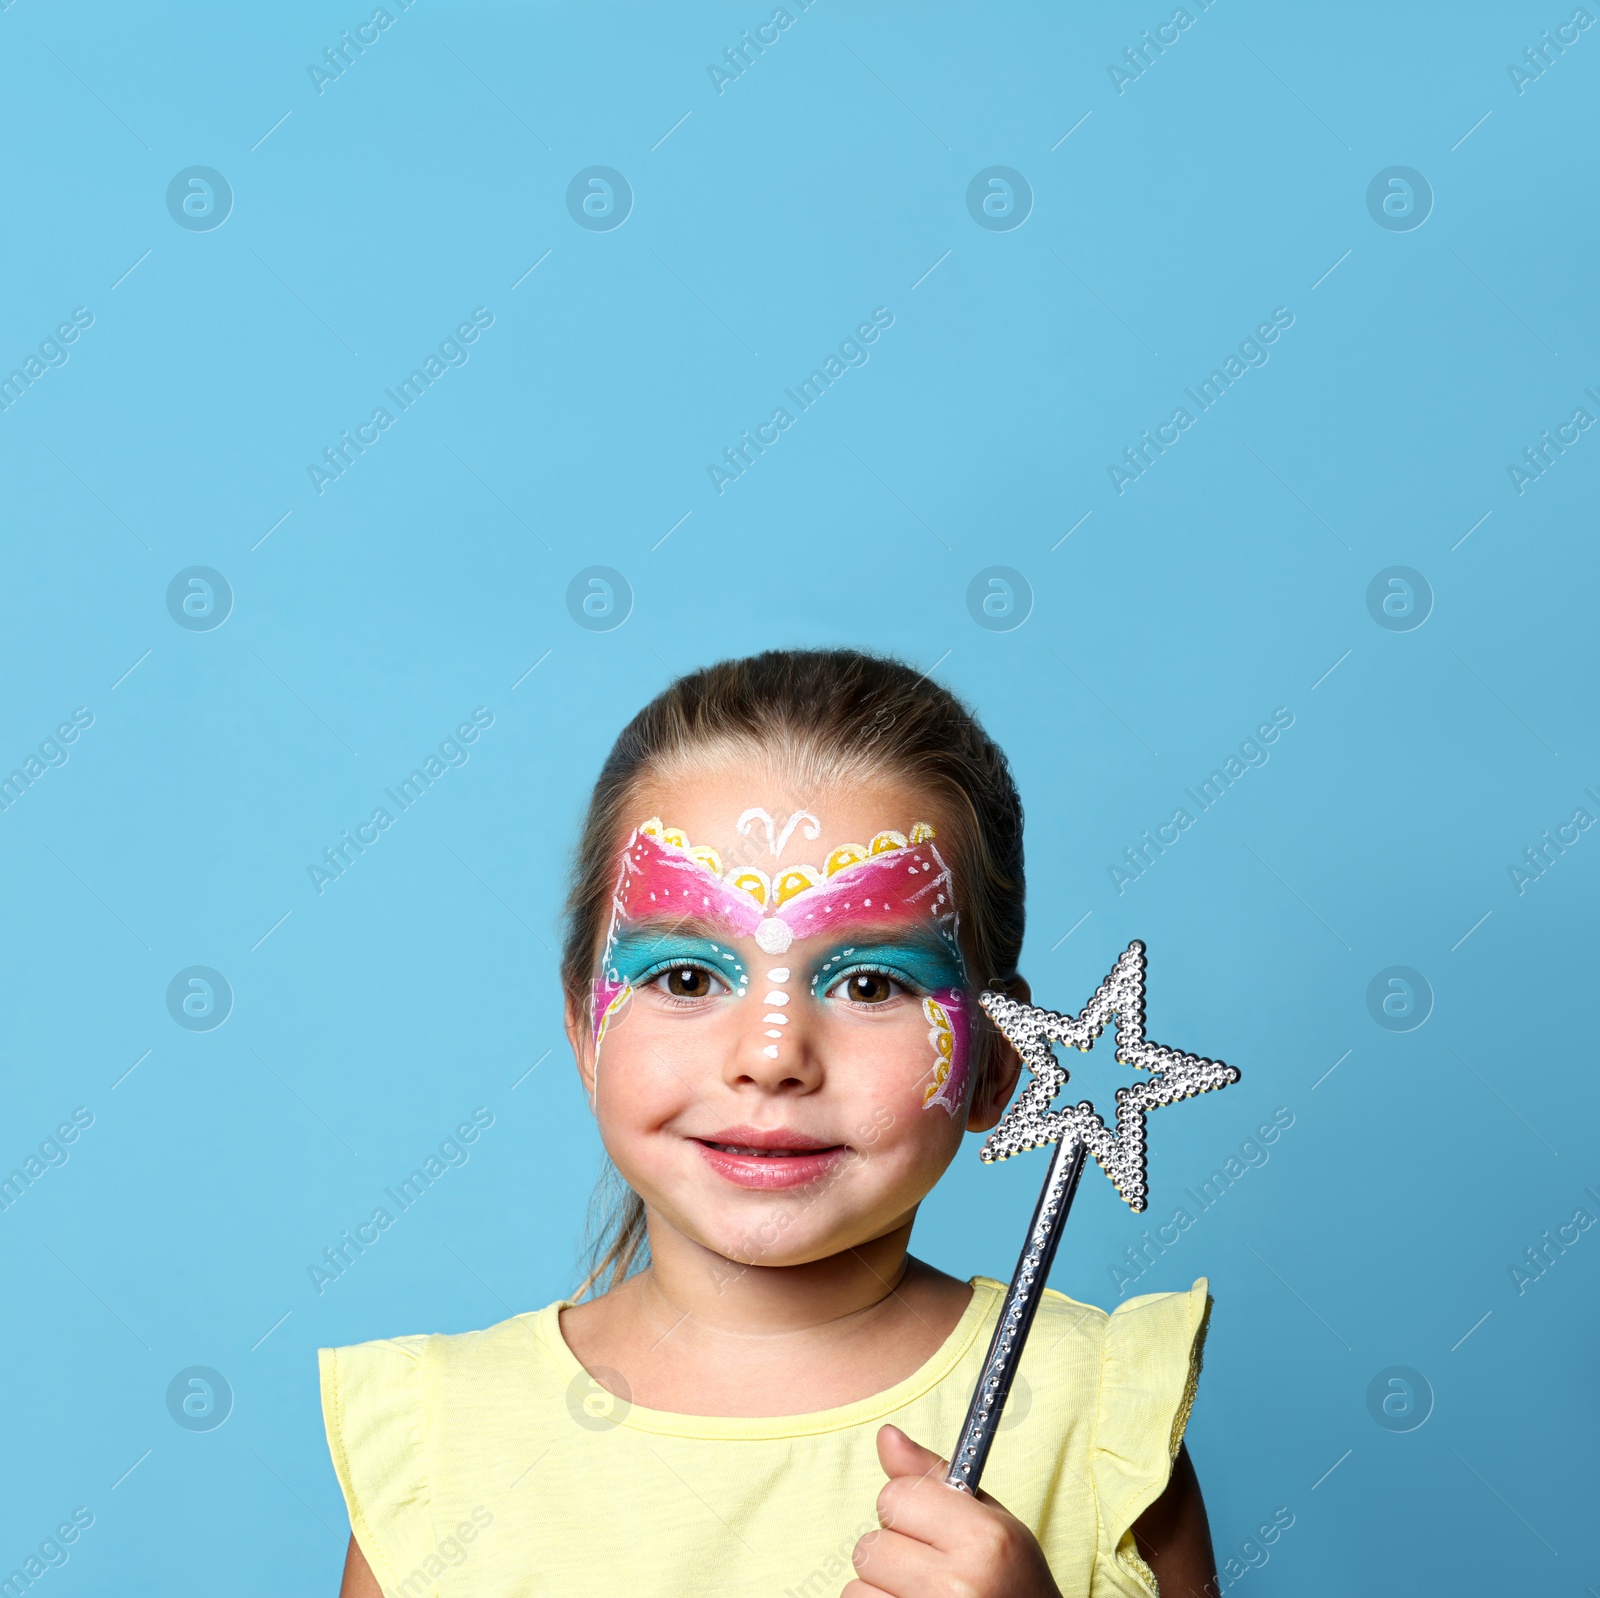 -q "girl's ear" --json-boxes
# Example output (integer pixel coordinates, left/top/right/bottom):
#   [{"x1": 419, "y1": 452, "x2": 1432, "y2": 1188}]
[
  {"x1": 965, "y1": 976, "x2": 1030, "y2": 1134},
  {"x1": 564, "y1": 987, "x2": 598, "y2": 1104}
]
